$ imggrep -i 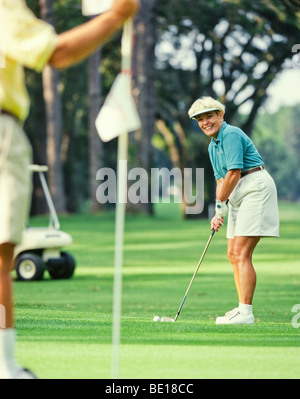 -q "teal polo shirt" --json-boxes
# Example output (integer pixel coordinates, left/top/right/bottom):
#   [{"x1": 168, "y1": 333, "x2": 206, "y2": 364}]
[{"x1": 208, "y1": 122, "x2": 264, "y2": 181}]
